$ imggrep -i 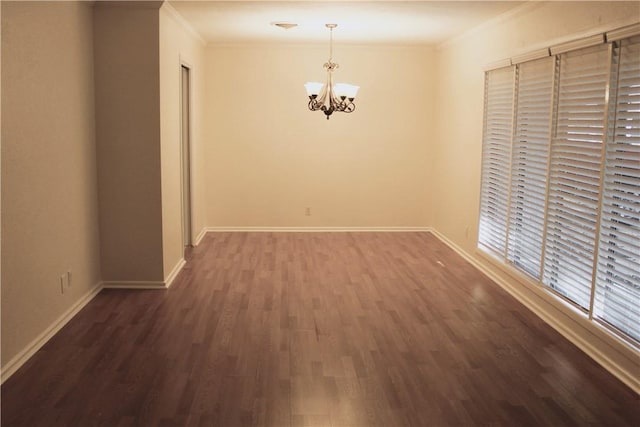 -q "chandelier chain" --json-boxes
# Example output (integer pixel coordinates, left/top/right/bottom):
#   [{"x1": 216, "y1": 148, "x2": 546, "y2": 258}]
[{"x1": 329, "y1": 26, "x2": 333, "y2": 62}]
